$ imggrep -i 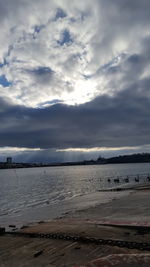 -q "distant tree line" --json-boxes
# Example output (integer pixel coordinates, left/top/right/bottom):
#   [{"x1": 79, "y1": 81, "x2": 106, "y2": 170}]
[{"x1": 97, "y1": 153, "x2": 150, "y2": 164}]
